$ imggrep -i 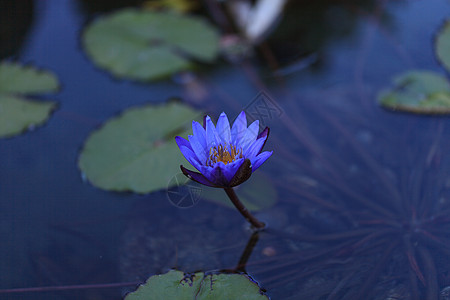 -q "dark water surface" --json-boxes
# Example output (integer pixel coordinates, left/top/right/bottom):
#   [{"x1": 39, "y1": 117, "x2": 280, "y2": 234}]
[{"x1": 1, "y1": 0, "x2": 450, "y2": 299}]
